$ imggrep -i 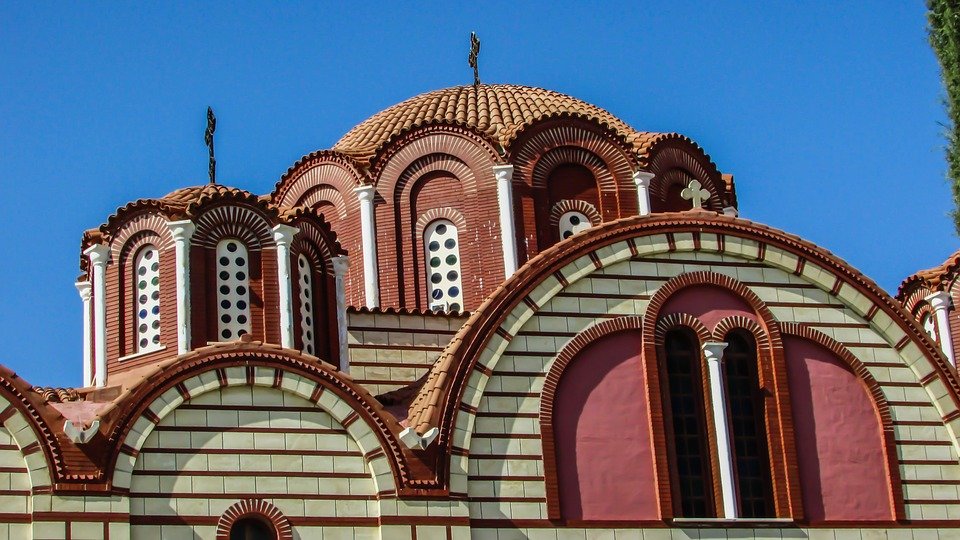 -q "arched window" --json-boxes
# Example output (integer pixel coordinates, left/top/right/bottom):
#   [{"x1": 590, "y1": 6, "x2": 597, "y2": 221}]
[
  {"x1": 724, "y1": 330, "x2": 774, "y2": 518},
  {"x1": 424, "y1": 219, "x2": 463, "y2": 312},
  {"x1": 921, "y1": 312, "x2": 937, "y2": 342},
  {"x1": 297, "y1": 254, "x2": 316, "y2": 355},
  {"x1": 662, "y1": 327, "x2": 714, "y2": 517},
  {"x1": 134, "y1": 245, "x2": 161, "y2": 352},
  {"x1": 230, "y1": 516, "x2": 275, "y2": 540},
  {"x1": 216, "y1": 239, "x2": 251, "y2": 341},
  {"x1": 558, "y1": 210, "x2": 591, "y2": 240}
]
